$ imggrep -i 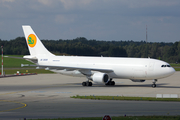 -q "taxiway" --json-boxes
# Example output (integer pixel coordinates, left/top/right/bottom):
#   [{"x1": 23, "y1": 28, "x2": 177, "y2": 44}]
[{"x1": 0, "y1": 72, "x2": 180, "y2": 119}]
